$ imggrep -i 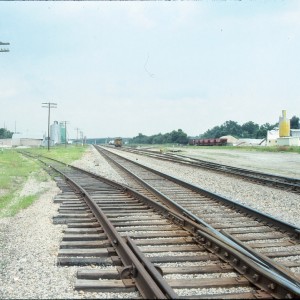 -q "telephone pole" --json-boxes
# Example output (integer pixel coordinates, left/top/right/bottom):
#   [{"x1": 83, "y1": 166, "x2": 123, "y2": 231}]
[
  {"x1": 74, "y1": 128, "x2": 80, "y2": 146},
  {"x1": 42, "y1": 102, "x2": 57, "y2": 151},
  {"x1": 80, "y1": 131, "x2": 84, "y2": 146}
]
